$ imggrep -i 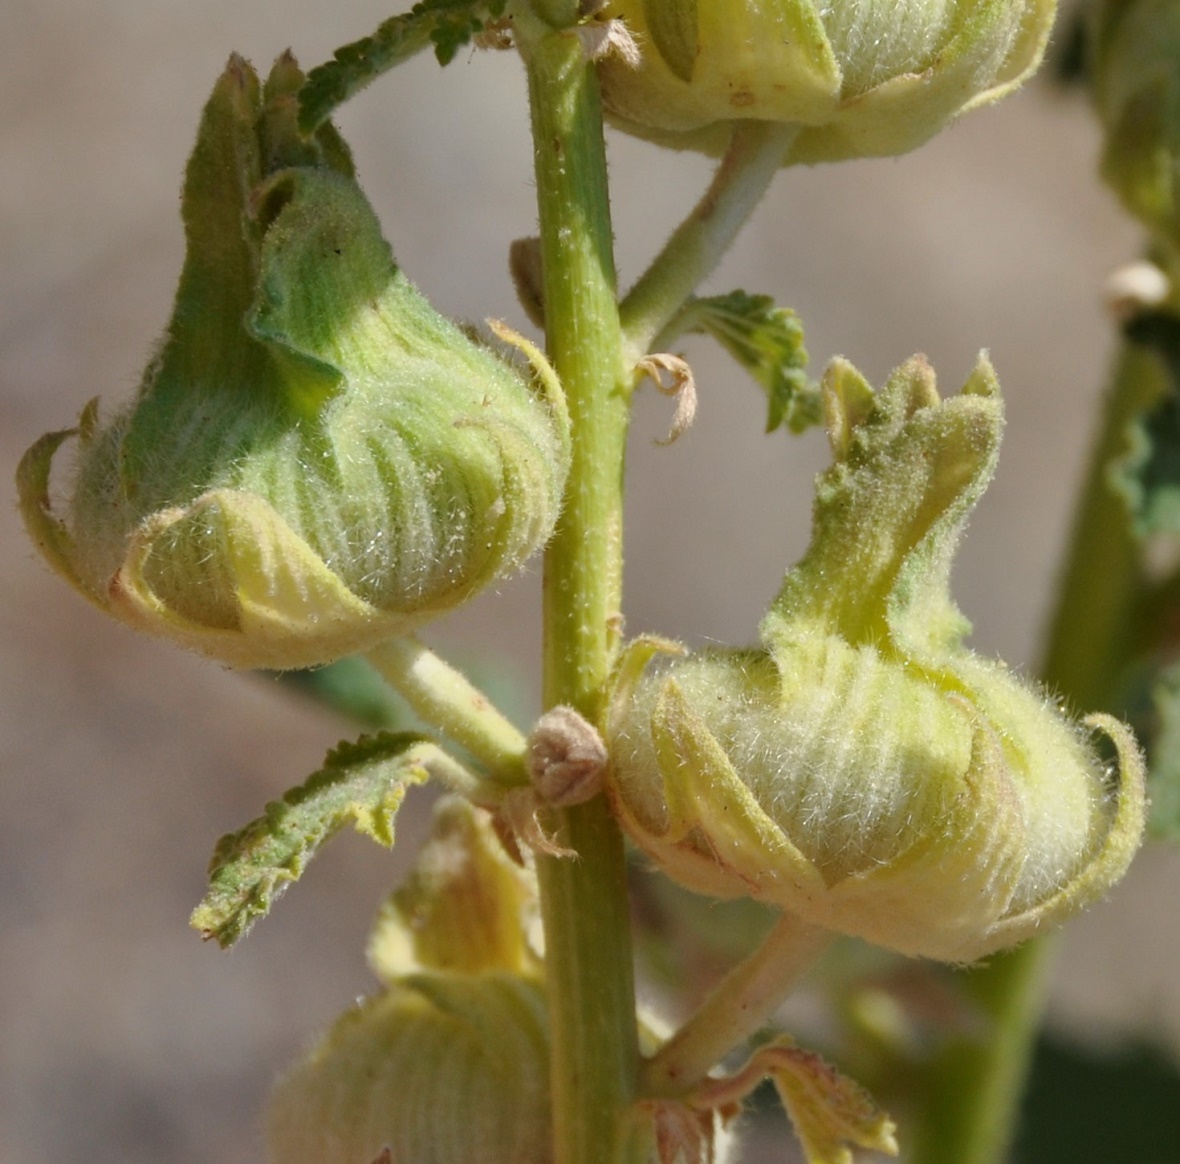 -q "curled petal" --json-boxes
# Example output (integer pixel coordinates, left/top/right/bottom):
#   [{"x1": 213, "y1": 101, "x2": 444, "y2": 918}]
[
  {"x1": 637, "y1": 353, "x2": 698, "y2": 445},
  {"x1": 975, "y1": 714, "x2": 1146, "y2": 956},
  {"x1": 689, "y1": 1037, "x2": 898, "y2": 1164}
]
